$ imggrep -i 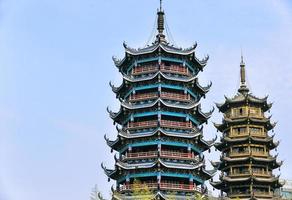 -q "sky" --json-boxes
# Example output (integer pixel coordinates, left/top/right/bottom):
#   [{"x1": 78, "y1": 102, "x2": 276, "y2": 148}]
[{"x1": 0, "y1": 0, "x2": 292, "y2": 199}]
